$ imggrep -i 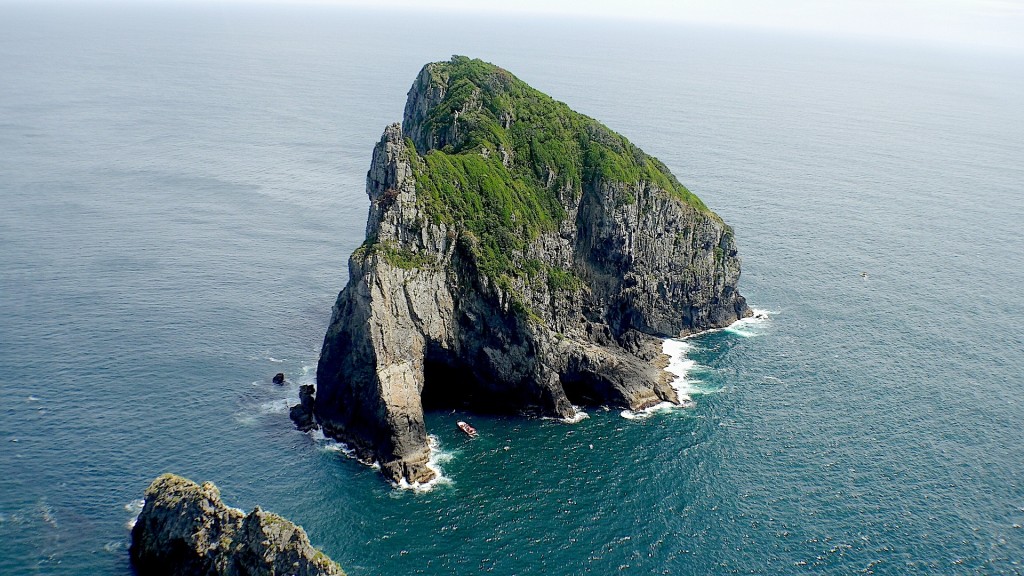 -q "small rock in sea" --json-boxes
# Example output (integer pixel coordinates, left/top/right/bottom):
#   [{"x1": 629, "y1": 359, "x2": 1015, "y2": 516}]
[
  {"x1": 290, "y1": 385, "x2": 318, "y2": 432},
  {"x1": 272, "y1": 373, "x2": 285, "y2": 385}
]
